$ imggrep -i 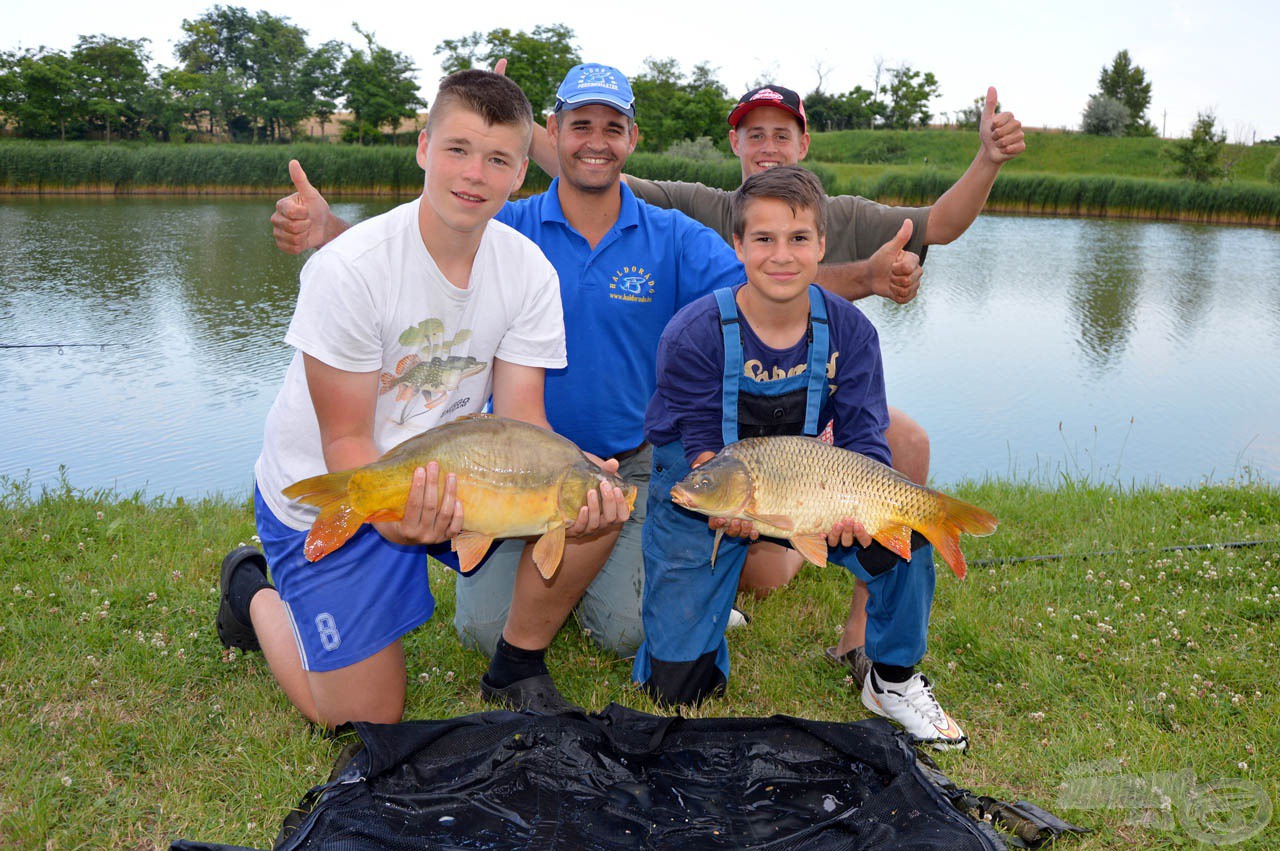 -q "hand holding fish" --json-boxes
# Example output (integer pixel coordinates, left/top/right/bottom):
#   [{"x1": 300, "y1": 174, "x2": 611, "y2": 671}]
[
  {"x1": 372, "y1": 461, "x2": 465, "y2": 546},
  {"x1": 710, "y1": 515, "x2": 872, "y2": 549},
  {"x1": 980, "y1": 87, "x2": 1025, "y2": 165},
  {"x1": 564, "y1": 473, "x2": 632, "y2": 538},
  {"x1": 271, "y1": 159, "x2": 346, "y2": 254}
]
